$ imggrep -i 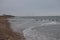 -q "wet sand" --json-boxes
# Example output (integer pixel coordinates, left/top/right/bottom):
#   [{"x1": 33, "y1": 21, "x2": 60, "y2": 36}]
[{"x1": 0, "y1": 15, "x2": 25, "y2": 40}]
